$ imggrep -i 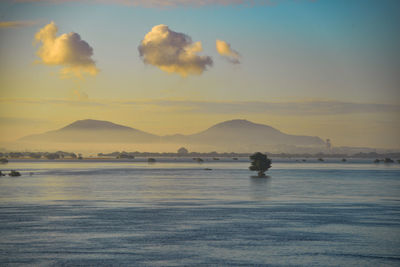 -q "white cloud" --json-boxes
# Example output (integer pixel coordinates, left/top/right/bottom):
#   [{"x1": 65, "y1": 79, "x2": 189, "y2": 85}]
[
  {"x1": 138, "y1": 24, "x2": 213, "y2": 76},
  {"x1": 34, "y1": 22, "x2": 99, "y2": 78},
  {"x1": 216, "y1": 39, "x2": 240, "y2": 64}
]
